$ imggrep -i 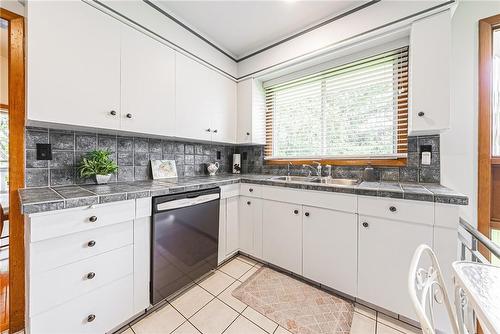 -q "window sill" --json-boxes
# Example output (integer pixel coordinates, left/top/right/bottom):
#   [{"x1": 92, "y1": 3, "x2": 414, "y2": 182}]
[{"x1": 264, "y1": 158, "x2": 407, "y2": 167}]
